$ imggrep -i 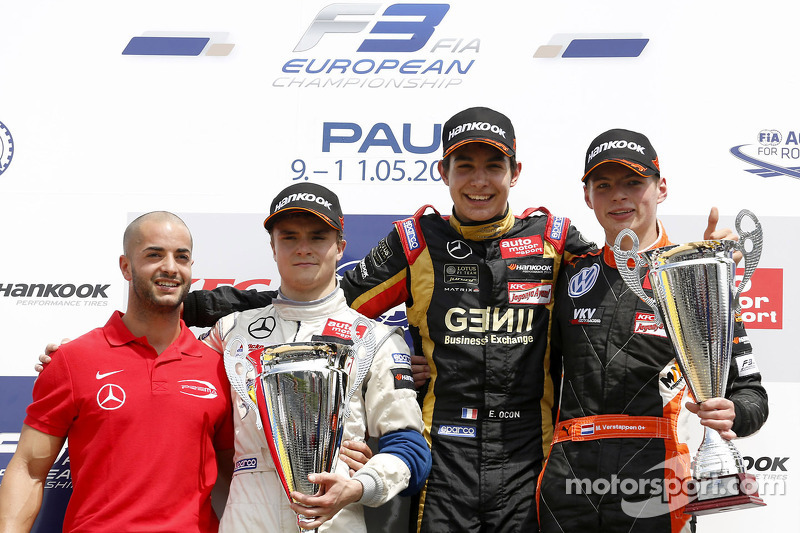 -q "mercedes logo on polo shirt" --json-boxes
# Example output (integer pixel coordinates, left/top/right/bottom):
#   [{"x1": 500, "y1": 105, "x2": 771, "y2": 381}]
[
  {"x1": 248, "y1": 316, "x2": 276, "y2": 339},
  {"x1": 97, "y1": 384, "x2": 126, "y2": 410}
]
